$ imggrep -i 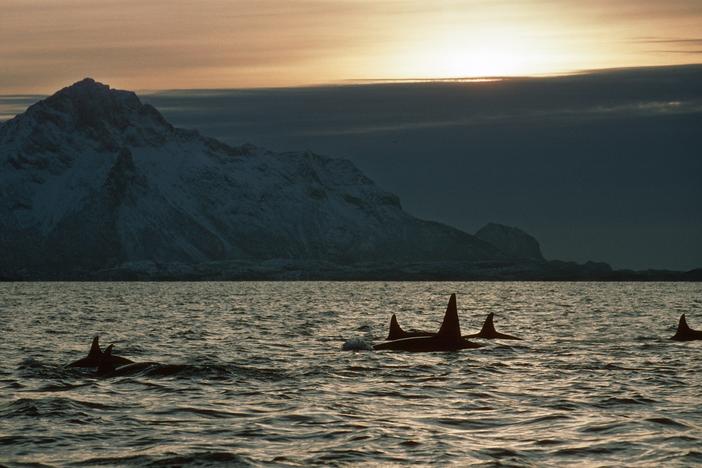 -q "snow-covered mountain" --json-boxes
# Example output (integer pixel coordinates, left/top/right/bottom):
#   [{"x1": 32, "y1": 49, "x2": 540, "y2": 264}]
[{"x1": 0, "y1": 78, "x2": 503, "y2": 278}]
